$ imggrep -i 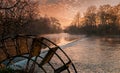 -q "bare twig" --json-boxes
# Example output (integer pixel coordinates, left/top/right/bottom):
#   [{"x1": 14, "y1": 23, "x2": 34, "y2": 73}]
[{"x1": 0, "y1": 0, "x2": 20, "y2": 10}]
